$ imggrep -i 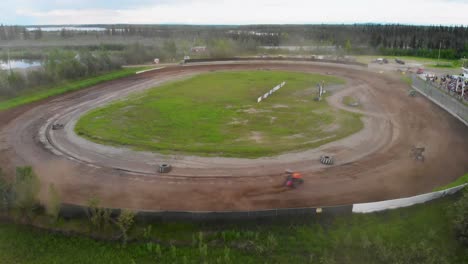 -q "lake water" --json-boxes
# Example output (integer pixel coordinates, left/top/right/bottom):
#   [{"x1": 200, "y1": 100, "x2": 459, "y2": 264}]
[
  {"x1": 26, "y1": 27, "x2": 107, "y2": 32},
  {"x1": 0, "y1": 60, "x2": 42, "y2": 70}
]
